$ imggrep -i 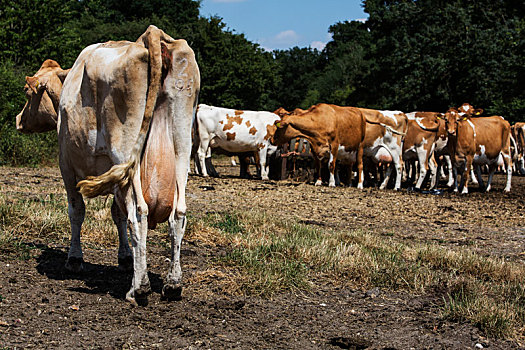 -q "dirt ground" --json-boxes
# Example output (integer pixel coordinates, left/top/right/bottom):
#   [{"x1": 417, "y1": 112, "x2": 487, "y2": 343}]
[{"x1": 1, "y1": 160, "x2": 524, "y2": 349}]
